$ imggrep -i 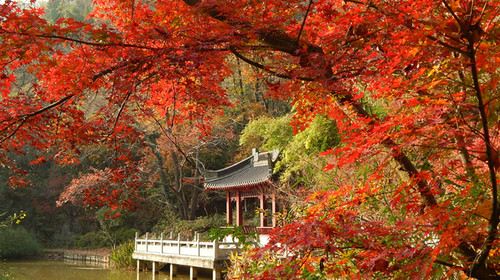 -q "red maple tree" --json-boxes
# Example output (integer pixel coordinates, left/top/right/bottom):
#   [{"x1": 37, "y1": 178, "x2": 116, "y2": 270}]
[{"x1": 0, "y1": 0, "x2": 497, "y2": 278}]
